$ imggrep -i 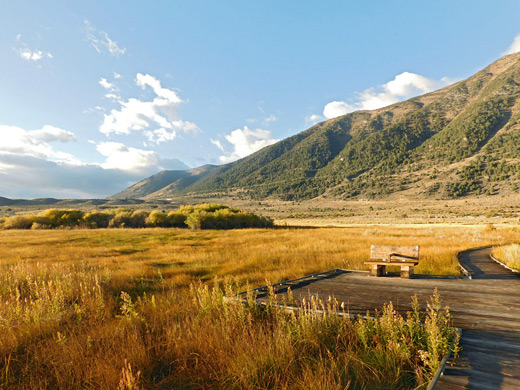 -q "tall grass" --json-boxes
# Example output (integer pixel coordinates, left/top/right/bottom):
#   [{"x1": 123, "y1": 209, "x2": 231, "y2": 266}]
[
  {"x1": 492, "y1": 243, "x2": 520, "y2": 270},
  {"x1": 0, "y1": 259, "x2": 457, "y2": 389},
  {"x1": 0, "y1": 225, "x2": 515, "y2": 388}
]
